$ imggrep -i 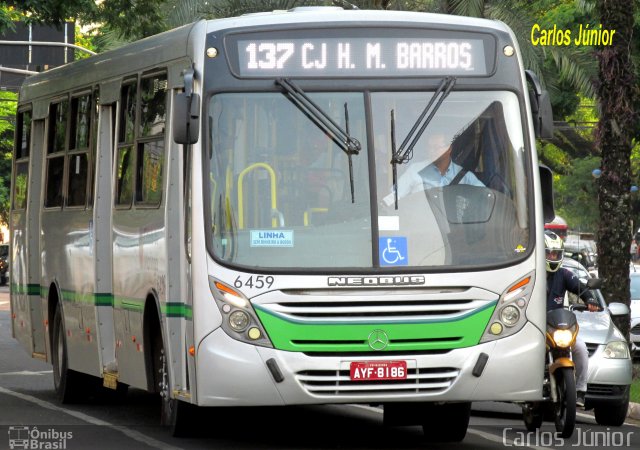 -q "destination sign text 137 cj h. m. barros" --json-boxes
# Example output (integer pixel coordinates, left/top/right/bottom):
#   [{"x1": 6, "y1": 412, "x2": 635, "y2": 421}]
[{"x1": 236, "y1": 37, "x2": 487, "y2": 77}]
